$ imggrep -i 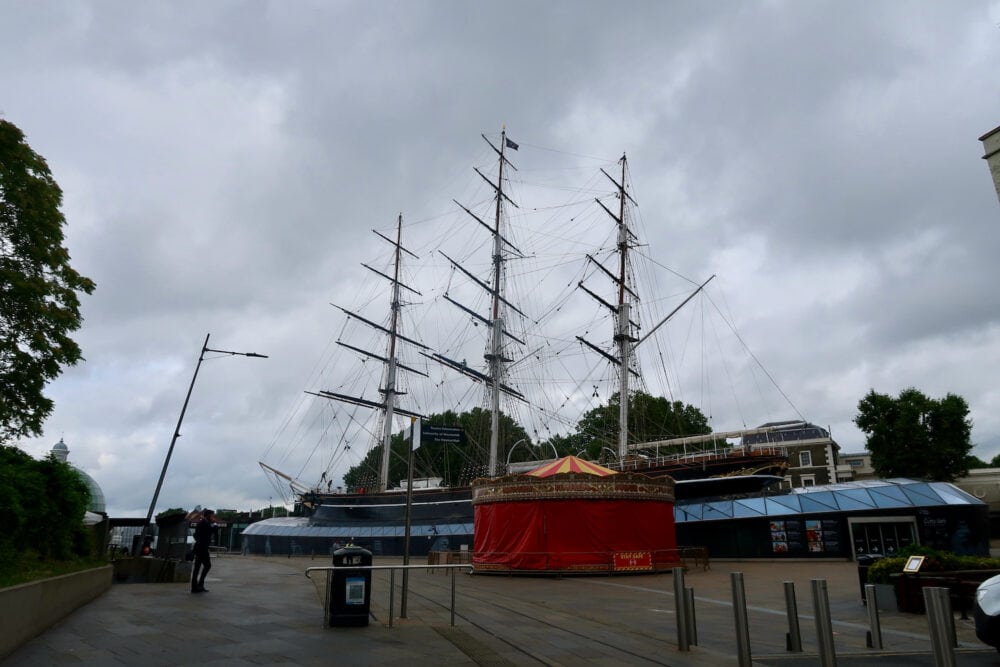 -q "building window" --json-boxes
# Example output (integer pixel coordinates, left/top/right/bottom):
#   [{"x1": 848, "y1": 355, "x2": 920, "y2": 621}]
[
  {"x1": 801, "y1": 475, "x2": 816, "y2": 487},
  {"x1": 848, "y1": 459, "x2": 862, "y2": 467},
  {"x1": 799, "y1": 451, "x2": 812, "y2": 467}
]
